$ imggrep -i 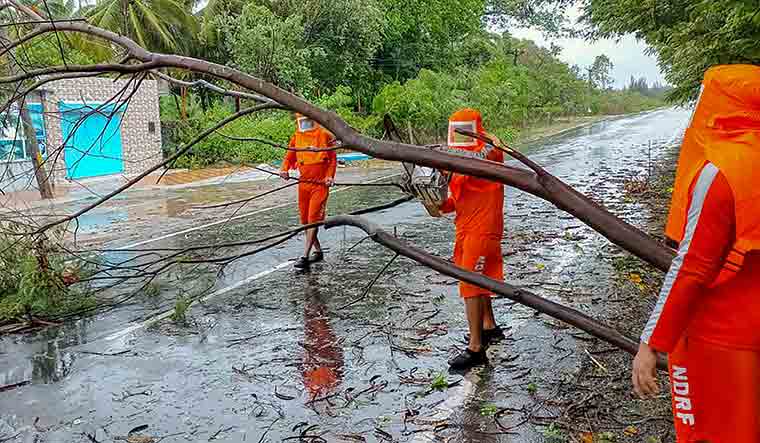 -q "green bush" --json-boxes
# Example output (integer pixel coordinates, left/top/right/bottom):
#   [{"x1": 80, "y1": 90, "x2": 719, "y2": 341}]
[
  {"x1": 0, "y1": 225, "x2": 94, "y2": 323},
  {"x1": 168, "y1": 103, "x2": 293, "y2": 169},
  {"x1": 171, "y1": 296, "x2": 191, "y2": 325}
]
